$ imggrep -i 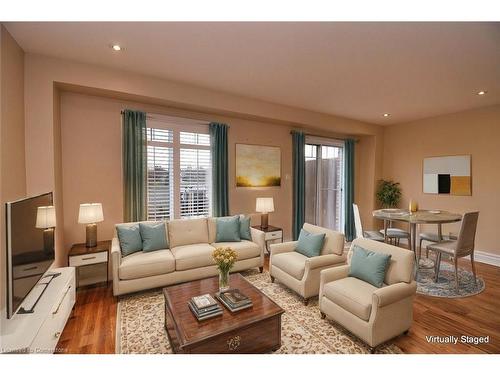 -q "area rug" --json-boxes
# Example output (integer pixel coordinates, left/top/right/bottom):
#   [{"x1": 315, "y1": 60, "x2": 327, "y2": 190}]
[
  {"x1": 416, "y1": 260, "x2": 485, "y2": 298},
  {"x1": 116, "y1": 270, "x2": 403, "y2": 354}
]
